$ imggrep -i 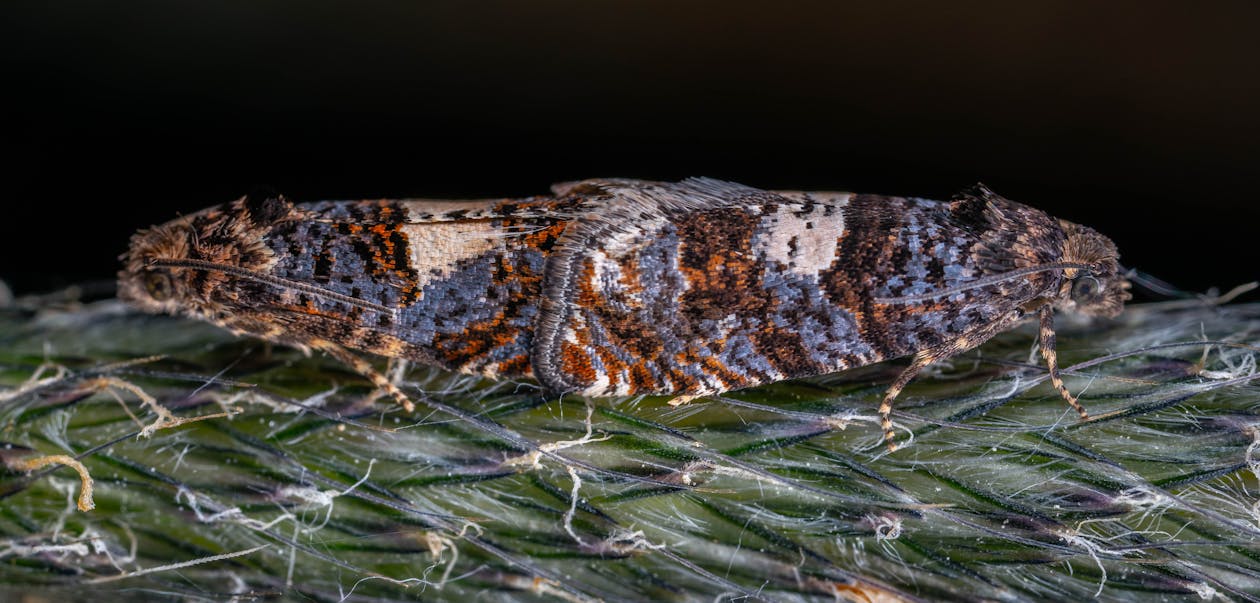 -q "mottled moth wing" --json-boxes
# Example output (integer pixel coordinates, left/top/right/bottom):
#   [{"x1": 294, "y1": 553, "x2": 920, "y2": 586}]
[
  {"x1": 238, "y1": 195, "x2": 584, "y2": 378},
  {"x1": 532, "y1": 179, "x2": 873, "y2": 397},
  {"x1": 122, "y1": 177, "x2": 1128, "y2": 450},
  {"x1": 531, "y1": 179, "x2": 1066, "y2": 398}
]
